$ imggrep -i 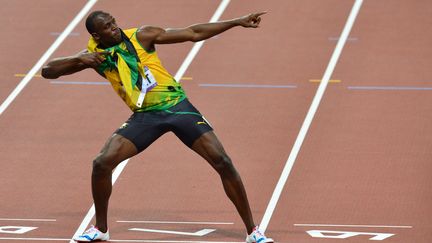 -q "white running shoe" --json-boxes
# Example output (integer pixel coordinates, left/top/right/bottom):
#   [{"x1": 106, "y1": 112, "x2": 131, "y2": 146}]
[
  {"x1": 246, "y1": 226, "x2": 274, "y2": 243},
  {"x1": 73, "y1": 225, "x2": 109, "y2": 242}
]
